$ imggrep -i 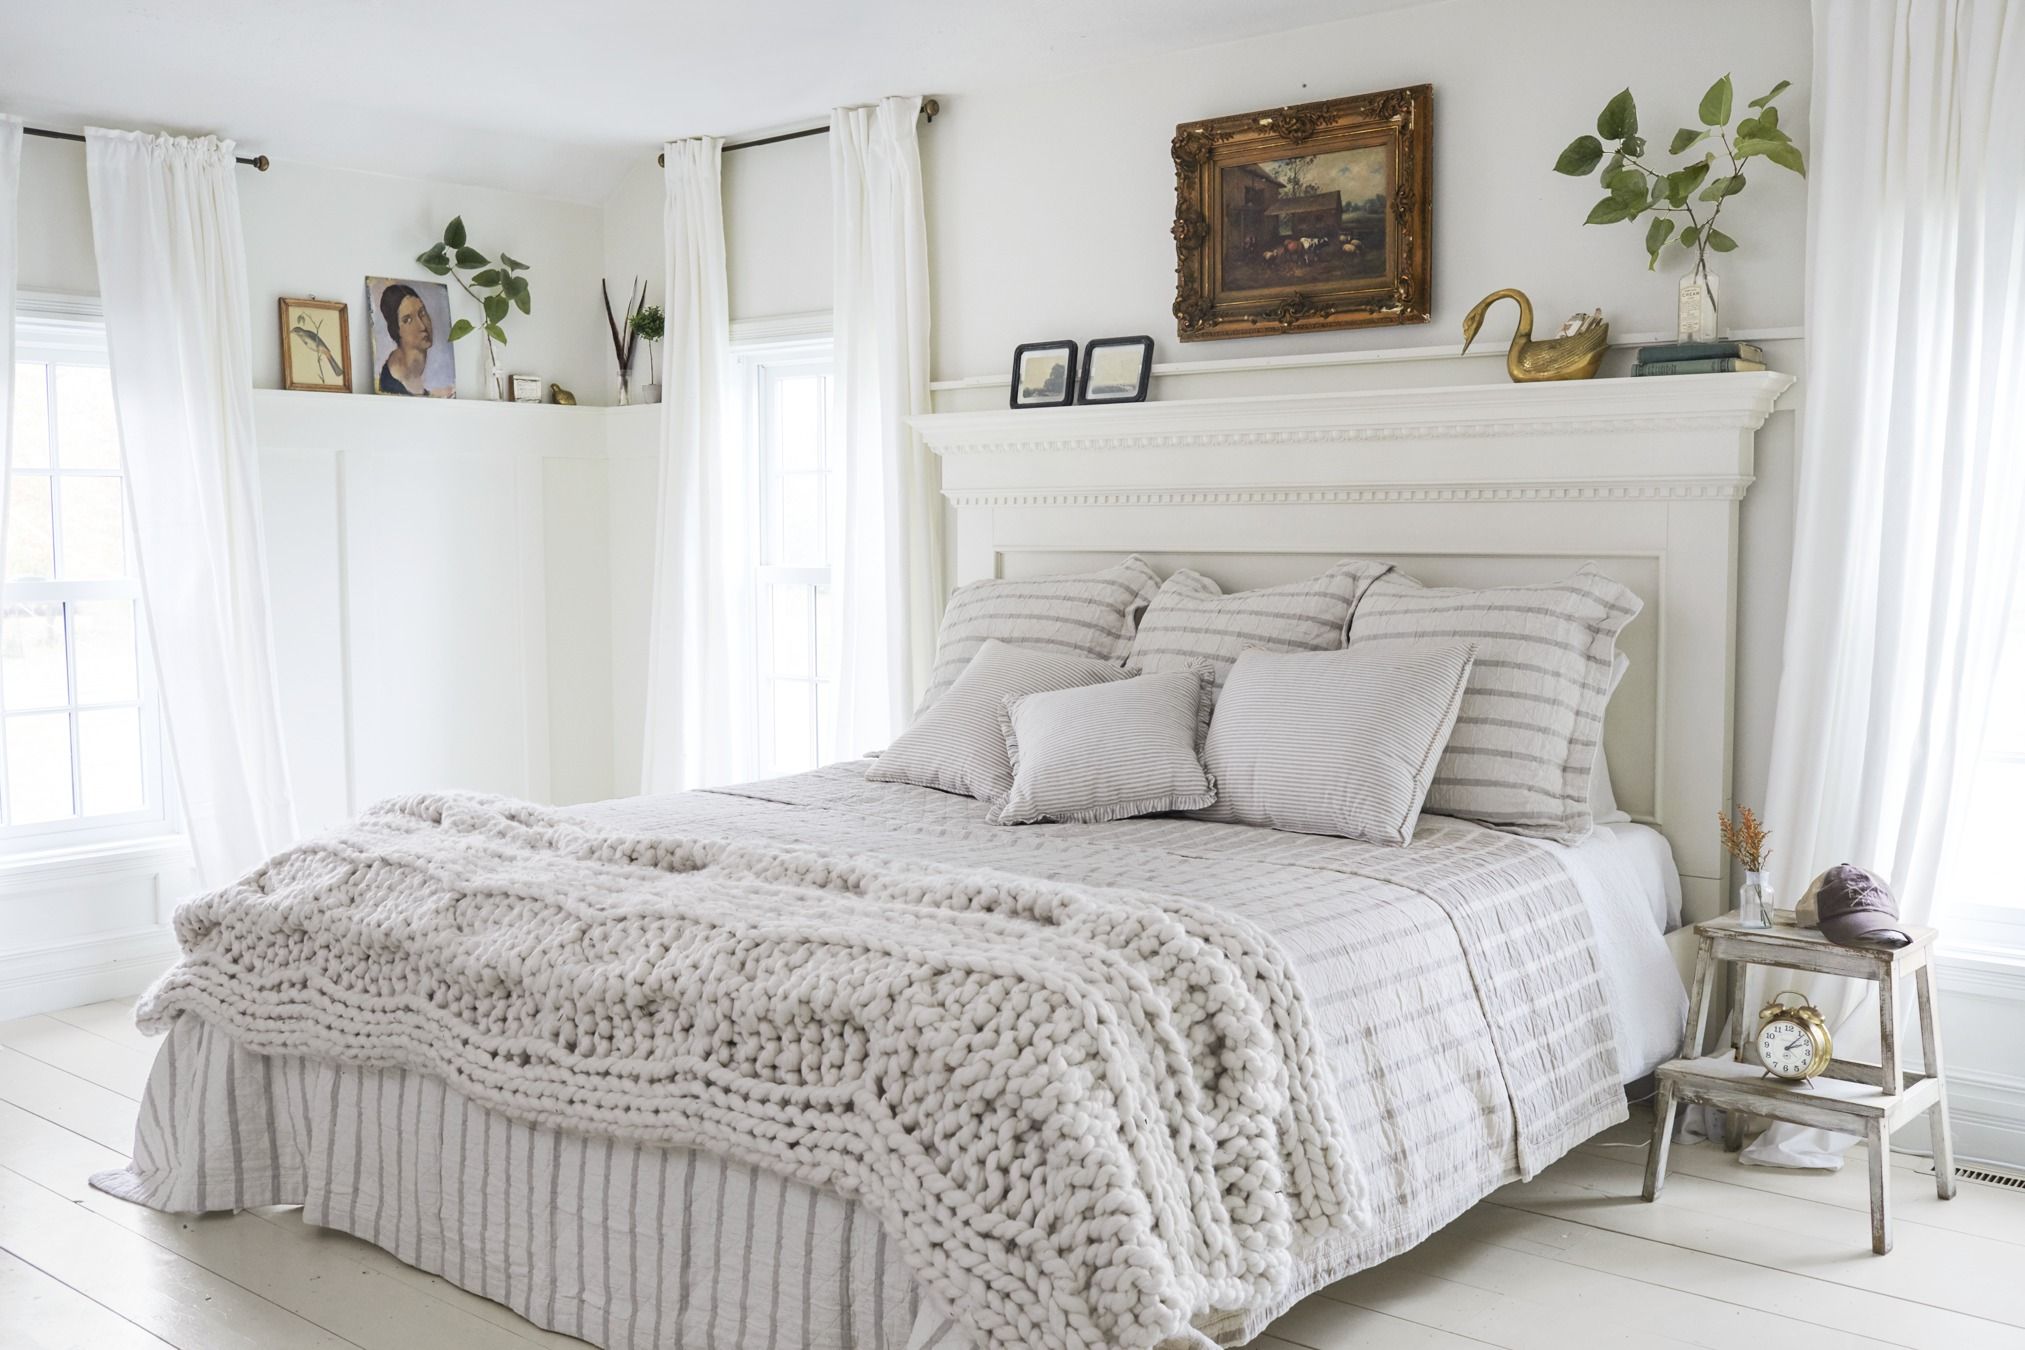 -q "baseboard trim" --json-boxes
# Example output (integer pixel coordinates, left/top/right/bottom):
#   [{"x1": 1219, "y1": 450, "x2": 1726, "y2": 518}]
[{"x1": 0, "y1": 924, "x2": 178, "y2": 1020}]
